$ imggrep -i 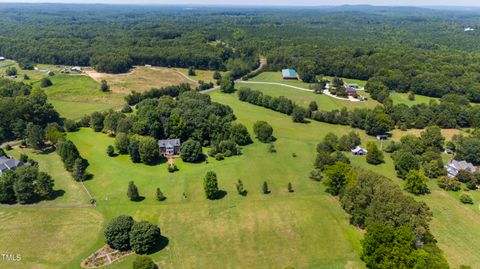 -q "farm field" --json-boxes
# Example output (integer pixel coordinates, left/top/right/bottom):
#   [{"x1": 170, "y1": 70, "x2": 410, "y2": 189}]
[
  {"x1": 85, "y1": 66, "x2": 195, "y2": 94},
  {"x1": 390, "y1": 128, "x2": 464, "y2": 142},
  {"x1": 237, "y1": 81, "x2": 381, "y2": 110}
]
